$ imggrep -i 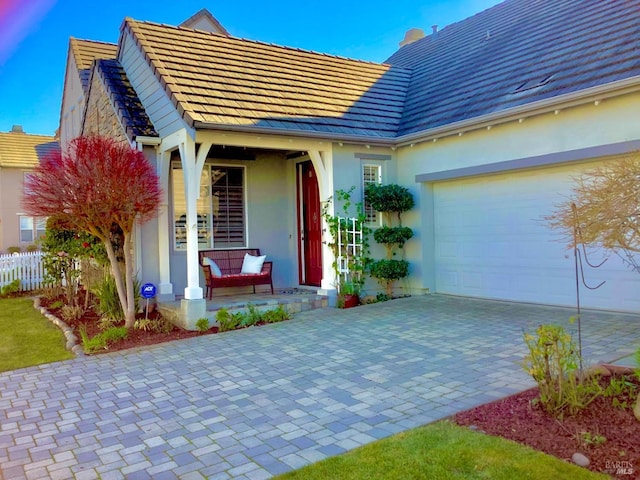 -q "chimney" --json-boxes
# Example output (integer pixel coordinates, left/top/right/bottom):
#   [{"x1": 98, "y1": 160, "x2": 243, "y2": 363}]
[
  {"x1": 432, "y1": 25, "x2": 438, "y2": 34},
  {"x1": 10, "y1": 125, "x2": 24, "y2": 134},
  {"x1": 399, "y1": 28, "x2": 425, "y2": 47}
]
